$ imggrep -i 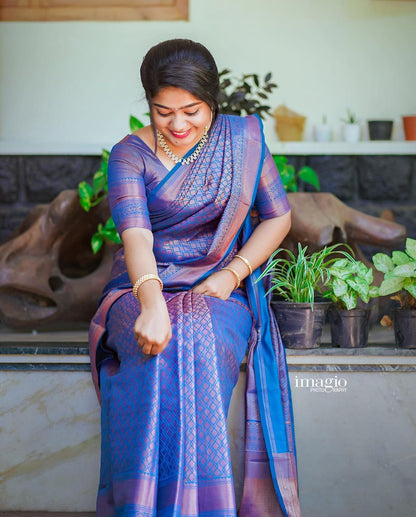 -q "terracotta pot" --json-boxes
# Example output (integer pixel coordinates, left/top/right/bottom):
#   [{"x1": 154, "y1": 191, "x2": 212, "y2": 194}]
[{"x1": 402, "y1": 116, "x2": 416, "y2": 141}]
